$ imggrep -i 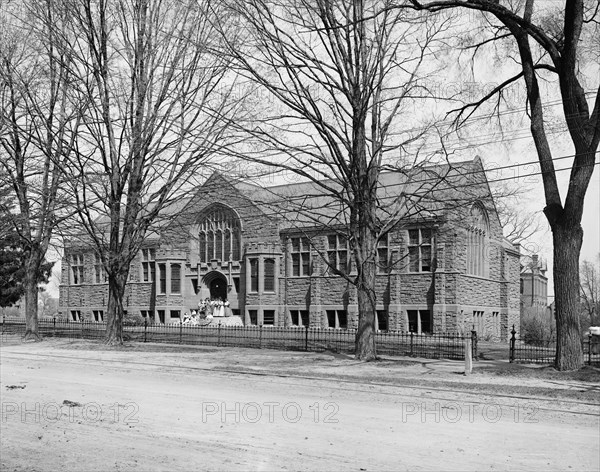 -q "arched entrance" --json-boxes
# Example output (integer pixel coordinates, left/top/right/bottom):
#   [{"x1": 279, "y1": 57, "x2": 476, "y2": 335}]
[
  {"x1": 210, "y1": 277, "x2": 227, "y2": 301},
  {"x1": 202, "y1": 271, "x2": 228, "y2": 301}
]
